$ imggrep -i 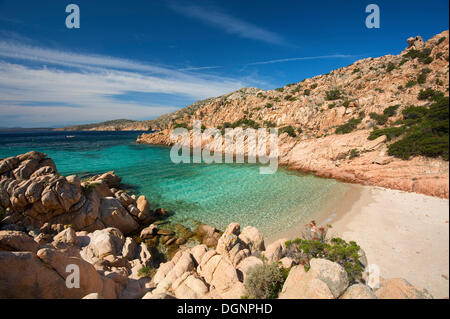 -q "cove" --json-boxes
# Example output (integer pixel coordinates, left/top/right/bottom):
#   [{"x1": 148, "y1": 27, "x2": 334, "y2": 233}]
[{"x1": 0, "y1": 130, "x2": 352, "y2": 238}]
